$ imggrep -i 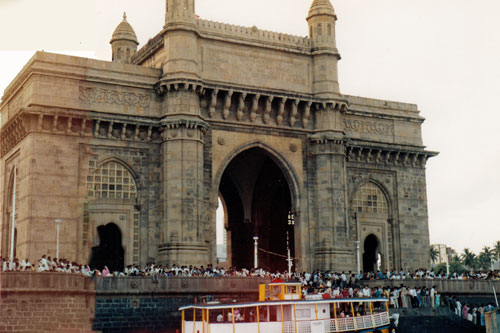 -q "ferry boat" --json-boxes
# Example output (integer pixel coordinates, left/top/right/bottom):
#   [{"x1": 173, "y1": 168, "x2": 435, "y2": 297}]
[{"x1": 179, "y1": 281, "x2": 392, "y2": 333}]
